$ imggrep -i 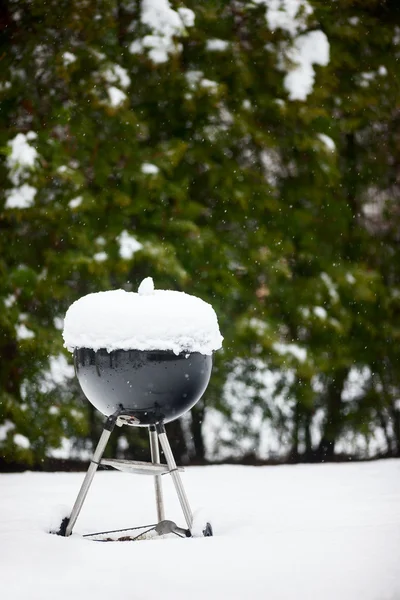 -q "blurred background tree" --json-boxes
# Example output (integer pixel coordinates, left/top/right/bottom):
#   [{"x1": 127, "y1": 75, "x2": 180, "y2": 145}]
[{"x1": 1, "y1": 0, "x2": 399, "y2": 468}]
